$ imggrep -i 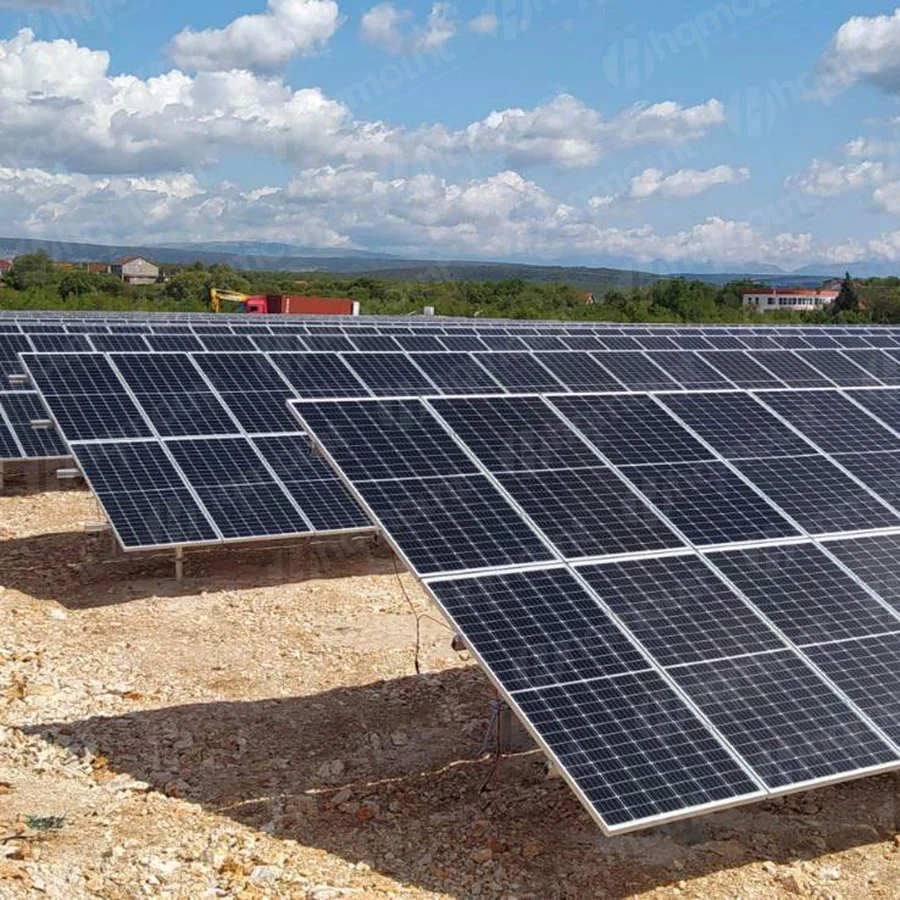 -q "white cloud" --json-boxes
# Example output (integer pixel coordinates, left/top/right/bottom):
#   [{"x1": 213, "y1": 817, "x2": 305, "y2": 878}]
[
  {"x1": 360, "y1": 3, "x2": 456, "y2": 56},
  {"x1": 845, "y1": 136, "x2": 900, "y2": 158},
  {"x1": 629, "y1": 165, "x2": 749, "y2": 200},
  {"x1": 468, "y1": 13, "x2": 498, "y2": 34},
  {"x1": 873, "y1": 180, "x2": 900, "y2": 213},
  {"x1": 2, "y1": 161, "x2": 877, "y2": 270},
  {"x1": 785, "y1": 159, "x2": 888, "y2": 196},
  {"x1": 817, "y1": 8, "x2": 900, "y2": 95},
  {"x1": 0, "y1": 32, "x2": 727, "y2": 176},
  {"x1": 168, "y1": 0, "x2": 341, "y2": 73},
  {"x1": 441, "y1": 95, "x2": 725, "y2": 169}
]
